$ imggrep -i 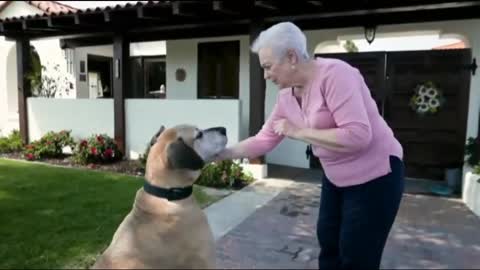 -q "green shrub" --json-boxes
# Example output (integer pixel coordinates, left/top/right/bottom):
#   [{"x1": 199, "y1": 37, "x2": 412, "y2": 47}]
[
  {"x1": 137, "y1": 139, "x2": 255, "y2": 189},
  {"x1": 0, "y1": 130, "x2": 23, "y2": 153},
  {"x1": 73, "y1": 134, "x2": 122, "y2": 165},
  {"x1": 138, "y1": 143, "x2": 151, "y2": 170},
  {"x1": 23, "y1": 130, "x2": 75, "y2": 161},
  {"x1": 474, "y1": 164, "x2": 480, "y2": 175},
  {"x1": 465, "y1": 136, "x2": 480, "y2": 167},
  {"x1": 197, "y1": 160, "x2": 255, "y2": 189}
]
